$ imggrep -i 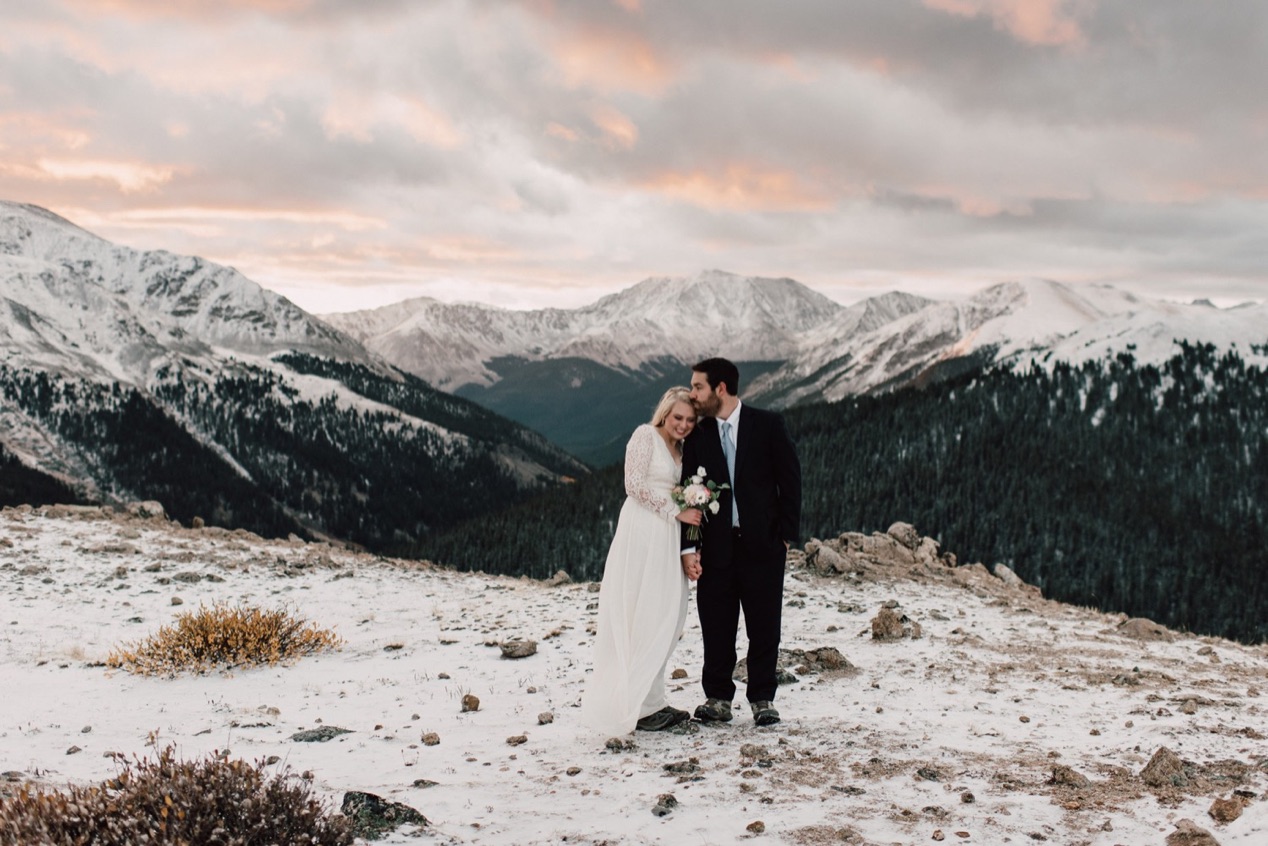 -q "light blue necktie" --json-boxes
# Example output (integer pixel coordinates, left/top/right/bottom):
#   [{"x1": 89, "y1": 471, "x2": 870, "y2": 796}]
[{"x1": 720, "y1": 420, "x2": 738, "y2": 526}]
